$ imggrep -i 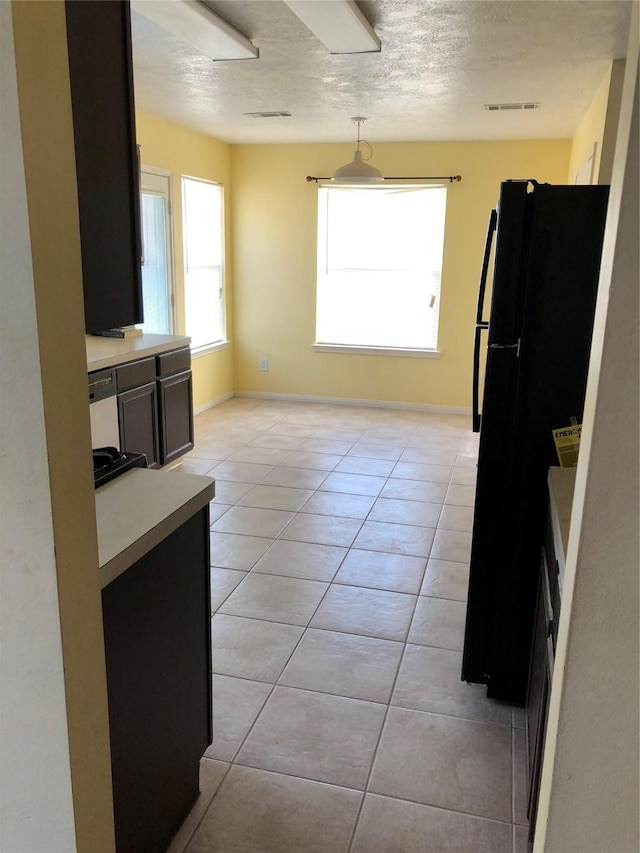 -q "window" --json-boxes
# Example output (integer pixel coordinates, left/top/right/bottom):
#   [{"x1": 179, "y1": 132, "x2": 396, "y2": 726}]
[
  {"x1": 182, "y1": 177, "x2": 225, "y2": 351},
  {"x1": 140, "y1": 169, "x2": 174, "y2": 335},
  {"x1": 315, "y1": 185, "x2": 447, "y2": 353}
]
